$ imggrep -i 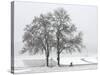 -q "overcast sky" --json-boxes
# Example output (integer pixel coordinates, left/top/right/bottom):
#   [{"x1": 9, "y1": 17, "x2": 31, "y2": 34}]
[{"x1": 14, "y1": 1, "x2": 98, "y2": 57}]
